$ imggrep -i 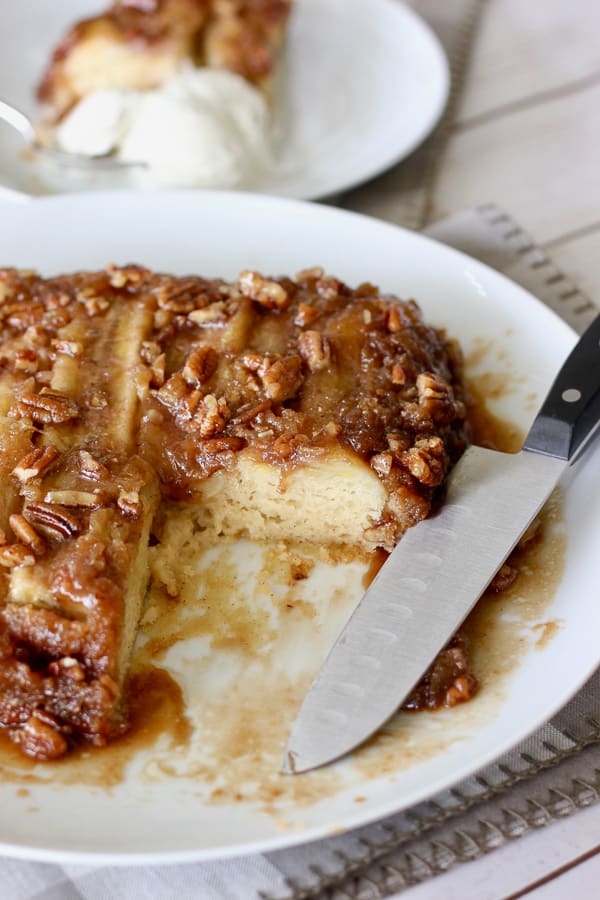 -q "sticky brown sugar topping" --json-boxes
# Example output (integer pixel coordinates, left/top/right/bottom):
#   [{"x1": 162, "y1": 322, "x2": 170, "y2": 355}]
[{"x1": 0, "y1": 264, "x2": 469, "y2": 759}]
